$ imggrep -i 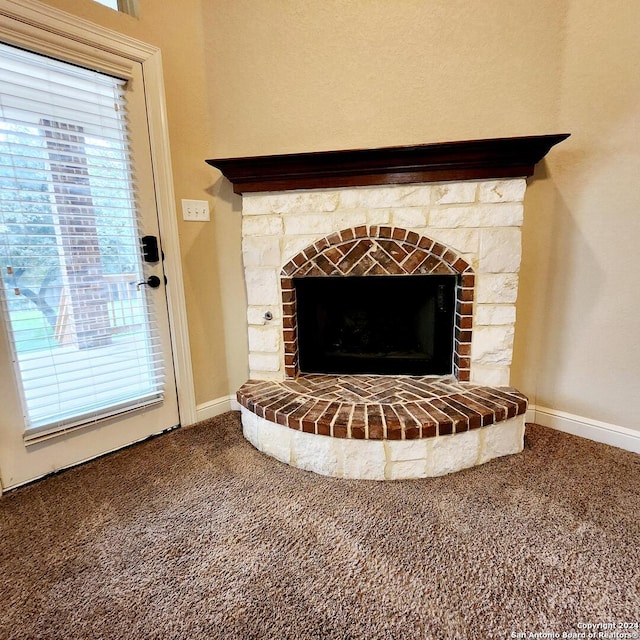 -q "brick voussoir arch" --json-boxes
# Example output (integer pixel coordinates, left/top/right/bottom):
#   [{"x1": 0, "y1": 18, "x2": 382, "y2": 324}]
[{"x1": 280, "y1": 226, "x2": 474, "y2": 380}]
